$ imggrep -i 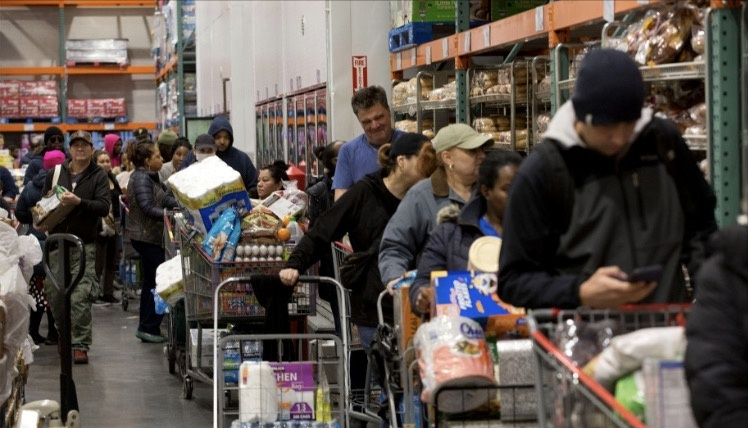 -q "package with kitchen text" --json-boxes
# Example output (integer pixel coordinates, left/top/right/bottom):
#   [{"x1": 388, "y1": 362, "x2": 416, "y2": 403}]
[
  {"x1": 269, "y1": 362, "x2": 315, "y2": 420},
  {"x1": 431, "y1": 270, "x2": 527, "y2": 338}
]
